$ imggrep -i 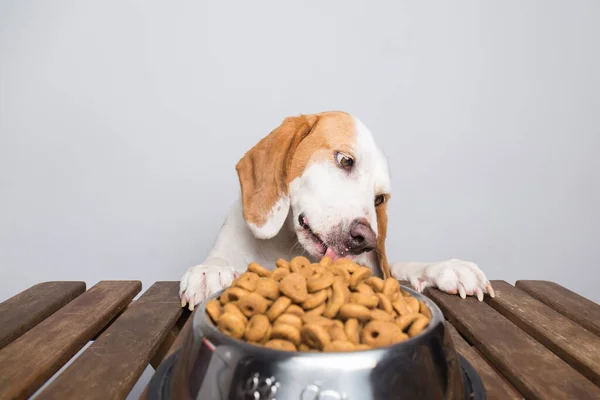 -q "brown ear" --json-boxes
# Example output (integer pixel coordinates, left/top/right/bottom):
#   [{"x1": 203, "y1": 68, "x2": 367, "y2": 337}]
[
  {"x1": 376, "y1": 195, "x2": 391, "y2": 279},
  {"x1": 235, "y1": 114, "x2": 318, "y2": 239}
]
